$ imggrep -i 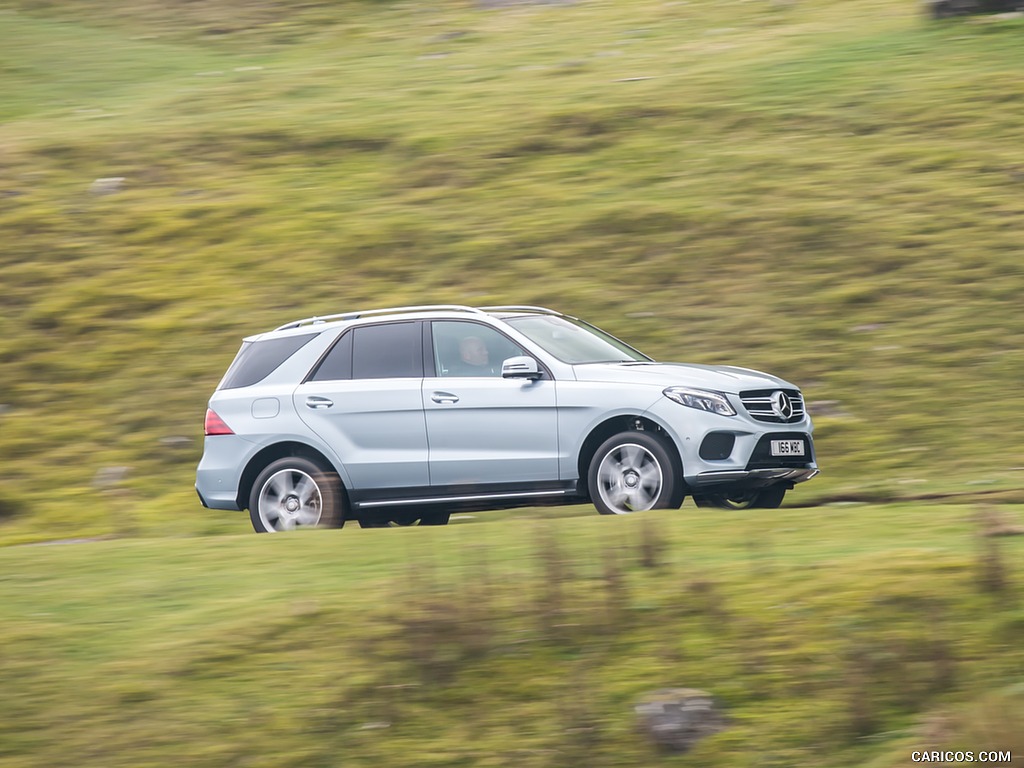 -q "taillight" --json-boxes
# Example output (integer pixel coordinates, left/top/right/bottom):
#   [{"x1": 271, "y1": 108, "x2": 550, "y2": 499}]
[{"x1": 204, "y1": 408, "x2": 234, "y2": 436}]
